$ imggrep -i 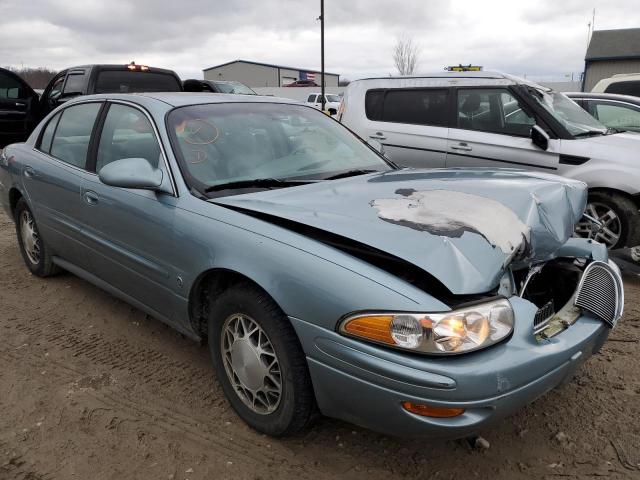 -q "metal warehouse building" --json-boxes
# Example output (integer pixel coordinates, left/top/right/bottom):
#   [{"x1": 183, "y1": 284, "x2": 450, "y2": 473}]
[
  {"x1": 203, "y1": 59, "x2": 340, "y2": 88},
  {"x1": 583, "y1": 28, "x2": 640, "y2": 91}
]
